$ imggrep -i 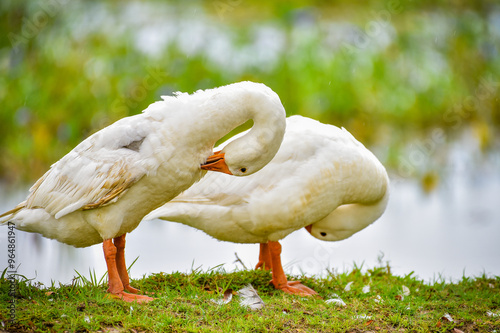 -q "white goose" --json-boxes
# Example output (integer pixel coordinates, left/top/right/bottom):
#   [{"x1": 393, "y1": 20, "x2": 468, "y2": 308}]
[
  {"x1": 0, "y1": 81, "x2": 286, "y2": 302},
  {"x1": 145, "y1": 115, "x2": 389, "y2": 296}
]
